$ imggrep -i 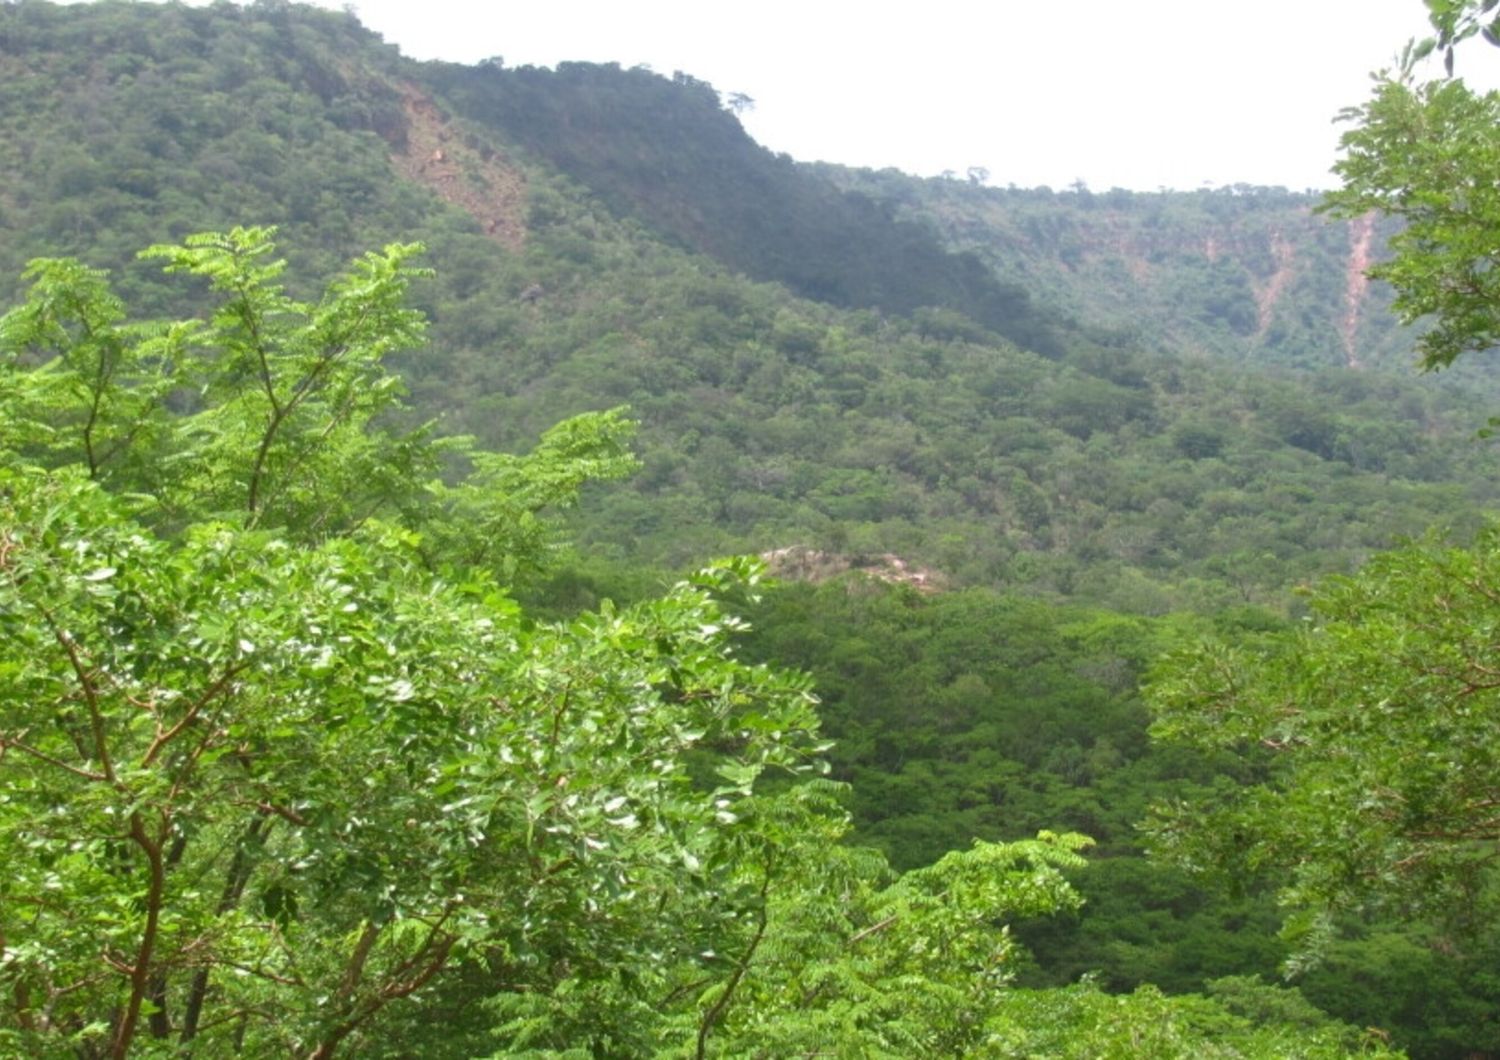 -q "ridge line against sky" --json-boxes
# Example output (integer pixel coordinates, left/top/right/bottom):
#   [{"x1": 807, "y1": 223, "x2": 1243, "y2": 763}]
[
  {"x1": 74, "y1": 0, "x2": 1500, "y2": 192},
  {"x1": 320, "y1": 0, "x2": 1500, "y2": 193}
]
